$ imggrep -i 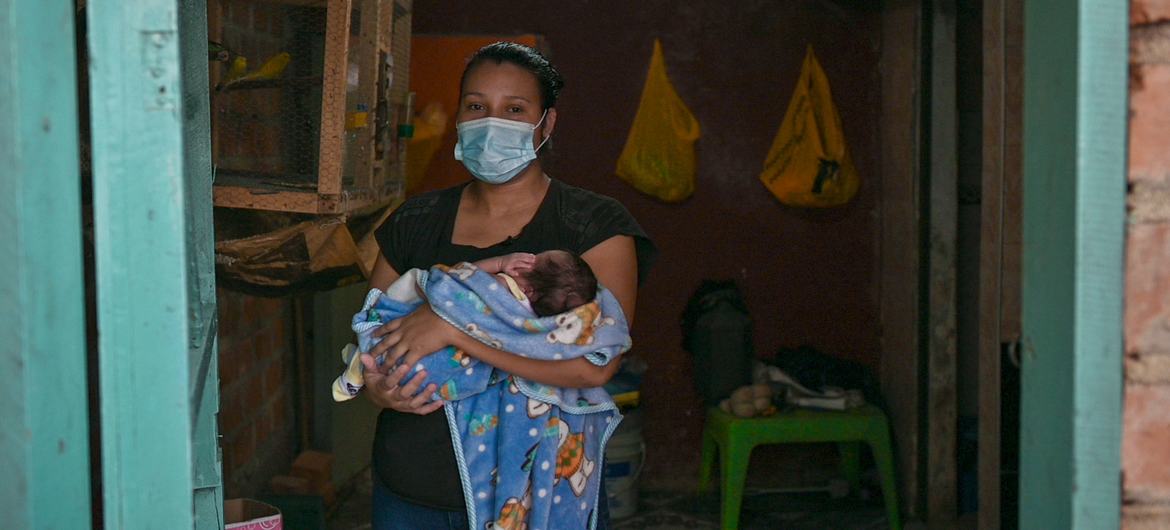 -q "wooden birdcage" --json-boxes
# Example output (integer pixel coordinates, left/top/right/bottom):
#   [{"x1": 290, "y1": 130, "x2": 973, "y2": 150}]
[{"x1": 208, "y1": 0, "x2": 411, "y2": 214}]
